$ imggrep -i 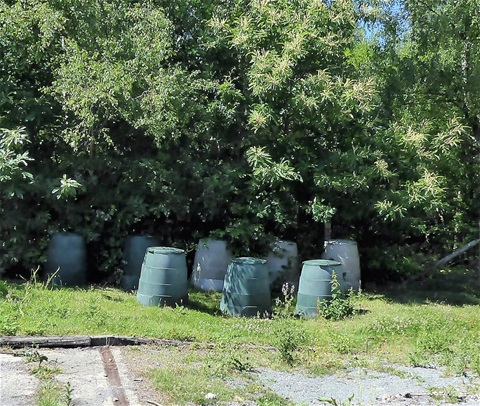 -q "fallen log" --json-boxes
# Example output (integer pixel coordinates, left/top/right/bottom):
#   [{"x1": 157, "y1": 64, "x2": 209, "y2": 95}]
[
  {"x1": 403, "y1": 238, "x2": 480, "y2": 285},
  {"x1": 432, "y1": 239, "x2": 480, "y2": 270}
]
